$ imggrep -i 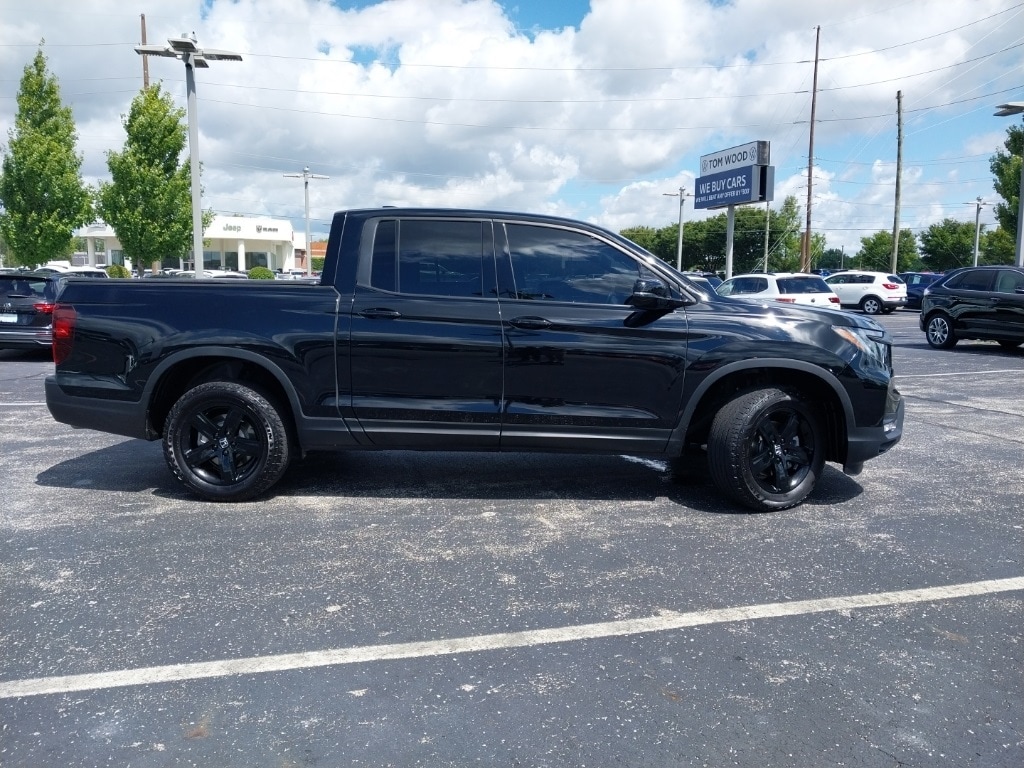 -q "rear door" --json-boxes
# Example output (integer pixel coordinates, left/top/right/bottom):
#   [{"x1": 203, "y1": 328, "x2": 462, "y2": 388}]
[
  {"x1": 943, "y1": 269, "x2": 997, "y2": 334},
  {"x1": 494, "y1": 220, "x2": 691, "y2": 454},
  {"x1": 991, "y1": 269, "x2": 1024, "y2": 340},
  {"x1": 347, "y1": 217, "x2": 504, "y2": 448}
]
